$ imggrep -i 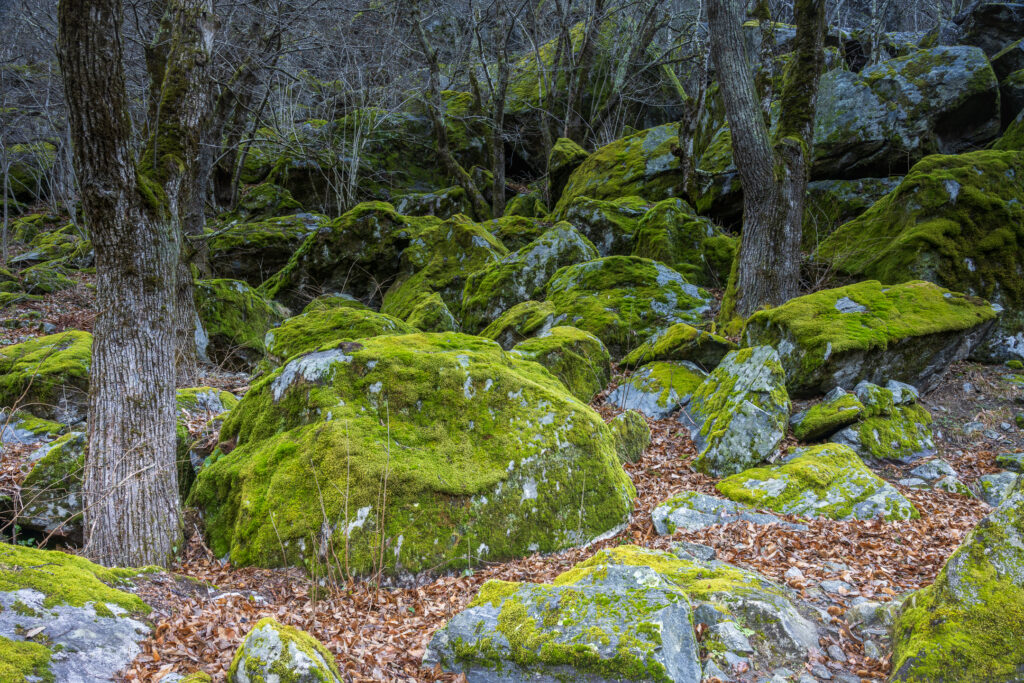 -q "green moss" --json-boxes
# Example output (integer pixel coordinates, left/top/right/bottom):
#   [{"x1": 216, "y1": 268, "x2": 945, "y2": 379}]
[
  {"x1": 548, "y1": 137, "x2": 590, "y2": 203},
  {"x1": 0, "y1": 544, "x2": 151, "y2": 612},
  {"x1": 716, "y1": 444, "x2": 919, "y2": 521},
  {"x1": 818, "y1": 151, "x2": 1023, "y2": 345},
  {"x1": 621, "y1": 323, "x2": 736, "y2": 370},
  {"x1": 890, "y1": 495, "x2": 1024, "y2": 681},
  {"x1": 630, "y1": 199, "x2": 736, "y2": 286},
  {"x1": 484, "y1": 216, "x2": 550, "y2": 251},
  {"x1": 544, "y1": 256, "x2": 710, "y2": 358},
  {"x1": 504, "y1": 193, "x2": 547, "y2": 219},
  {"x1": 563, "y1": 196, "x2": 650, "y2": 256},
  {"x1": 207, "y1": 213, "x2": 321, "y2": 285},
  {"x1": 510, "y1": 326, "x2": 611, "y2": 402},
  {"x1": 792, "y1": 393, "x2": 864, "y2": 441},
  {"x1": 265, "y1": 307, "x2": 415, "y2": 362},
  {"x1": 608, "y1": 411, "x2": 651, "y2": 464},
  {"x1": 743, "y1": 280, "x2": 997, "y2": 395},
  {"x1": 993, "y1": 112, "x2": 1024, "y2": 151},
  {"x1": 189, "y1": 332, "x2": 634, "y2": 576},
  {"x1": 0, "y1": 636, "x2": 54, "y2": 683},
  {"x1": 0, "y1": 331, "x2": 91, "y2": 418},
  {"x1": 195, "y1": 279, "x2": 283, "y2": 368},
  {"x1": 229, "y1": 617, "x2": 342, "y2": 683},
  {"x1": 553, "y1": 125, "x2": 686, "y2": 217},
  {"x1": 469, "y1": 580, "x2": 525, "y2": 608},
  {"x1": 853, "y1": 404, "x2": 934, "y2": 461},
  {"x1": 479, "y1": 300, "x2": 561, "y2": 349}
]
